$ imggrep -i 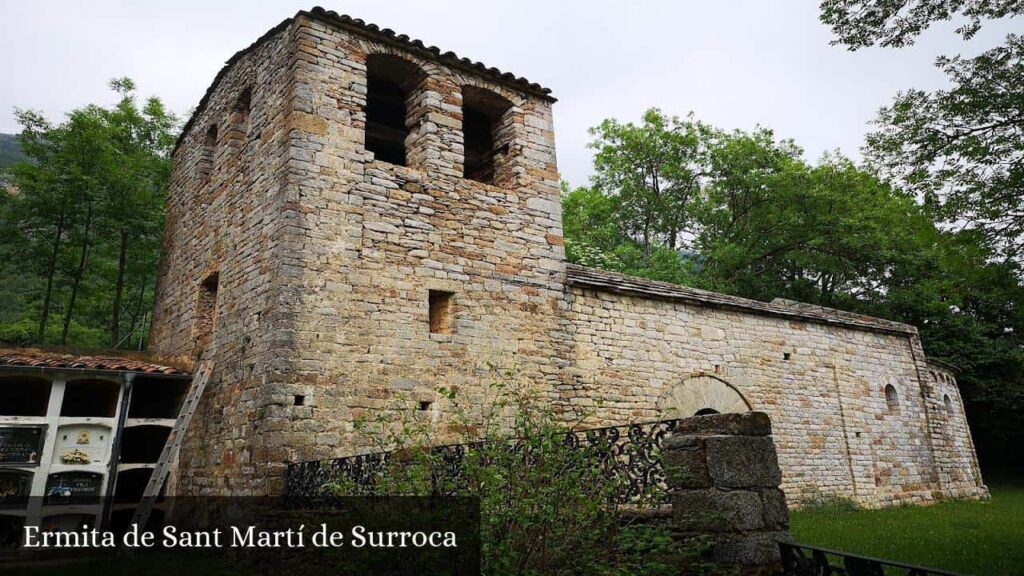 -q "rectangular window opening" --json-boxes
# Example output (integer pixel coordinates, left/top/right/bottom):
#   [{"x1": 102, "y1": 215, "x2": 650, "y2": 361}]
[
  {"x1": 463, "y1": 106, "x2": 495, "y2": 183},
  {"x1": 194, "y1": 272, "x2": 220, "y2": 357},
  {"x1": 365, "y1": 73, "x2": 409, "y2": 166},
  {"x1": 198, "y1": 124, "x2": 217, "y2": 180},
  {"x1": 428, "y1": 290, "x2": 454, "y2": 335}
]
